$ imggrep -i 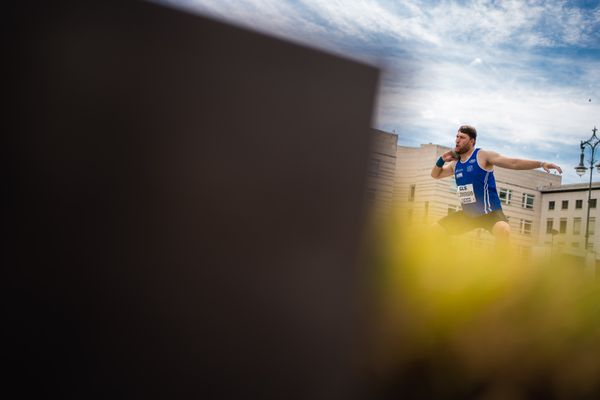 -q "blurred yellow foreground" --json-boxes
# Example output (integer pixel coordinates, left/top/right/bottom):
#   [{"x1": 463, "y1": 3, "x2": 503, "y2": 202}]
[{"x1": 371, "y1": 212, "x2": 600, "y2": 399}]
